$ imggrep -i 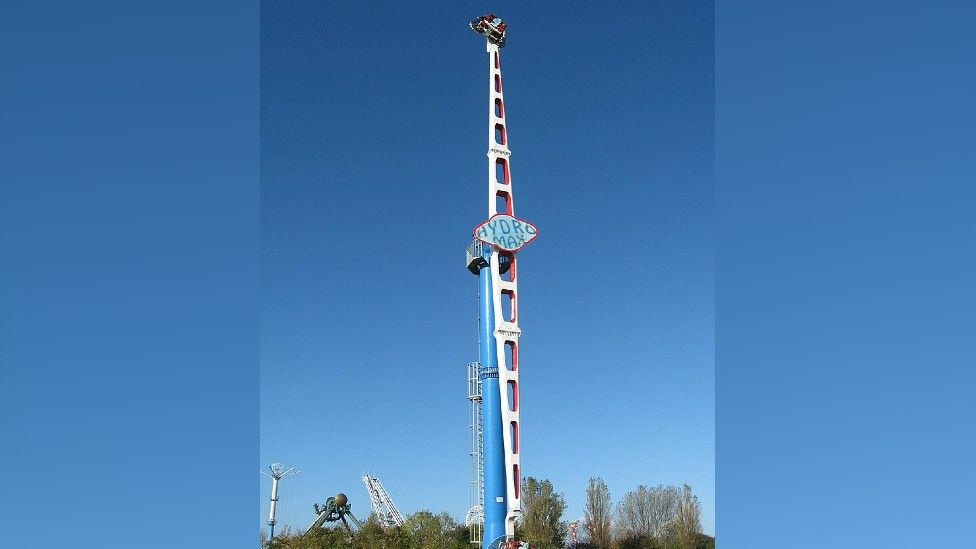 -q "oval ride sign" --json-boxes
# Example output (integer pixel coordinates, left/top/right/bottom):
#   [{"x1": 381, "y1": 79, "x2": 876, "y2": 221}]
[{"x1": 473, "y1": 214, "x2": 539, "y2": 252}]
